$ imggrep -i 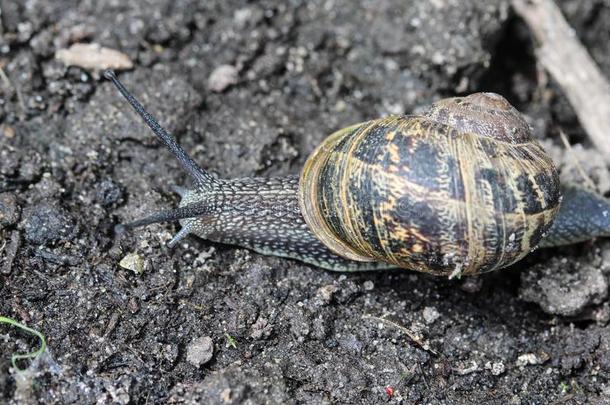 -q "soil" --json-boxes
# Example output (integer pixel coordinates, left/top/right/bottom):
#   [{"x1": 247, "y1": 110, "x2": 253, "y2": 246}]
[{"x1": 1, "y1": 0, "x2": 610, "y2": 404}]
